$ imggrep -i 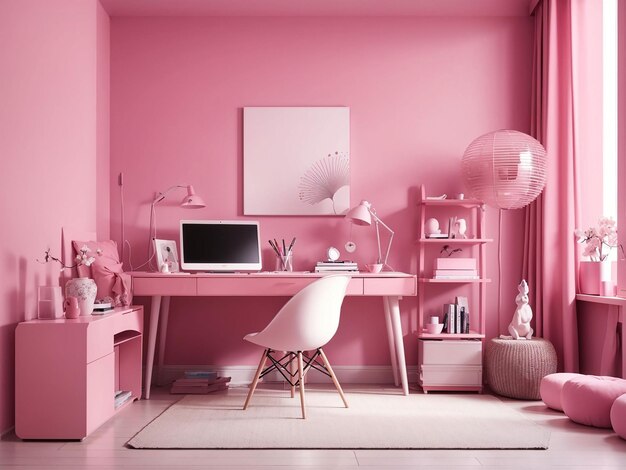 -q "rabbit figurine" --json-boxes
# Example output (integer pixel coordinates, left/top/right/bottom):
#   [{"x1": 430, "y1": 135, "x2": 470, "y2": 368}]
[
  {"x1": 454, "y1": 218, "x2": 467, "y2": 239},
  {"x1": 506, "y1": 280, "x2": 534, "y2": 340}
]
